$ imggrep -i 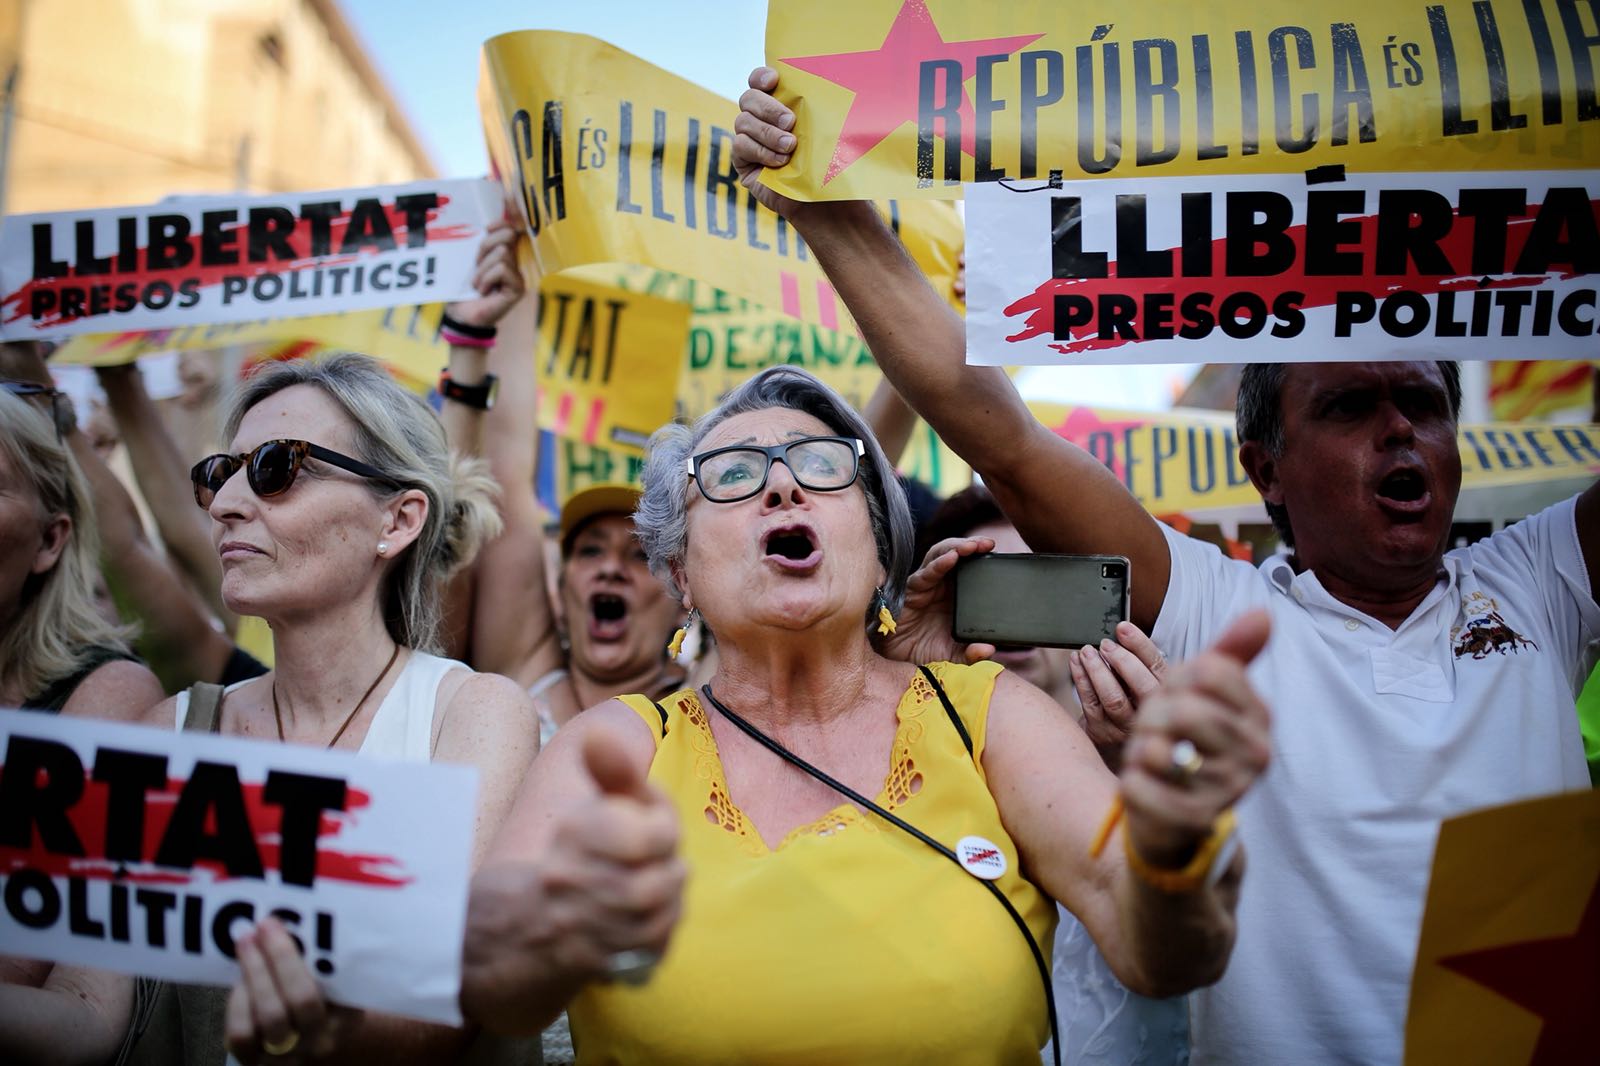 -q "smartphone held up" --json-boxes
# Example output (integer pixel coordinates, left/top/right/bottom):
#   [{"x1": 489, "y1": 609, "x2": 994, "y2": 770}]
[{"x1": 952, "y1": 554, "x2": 1130, "y2": 650}]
